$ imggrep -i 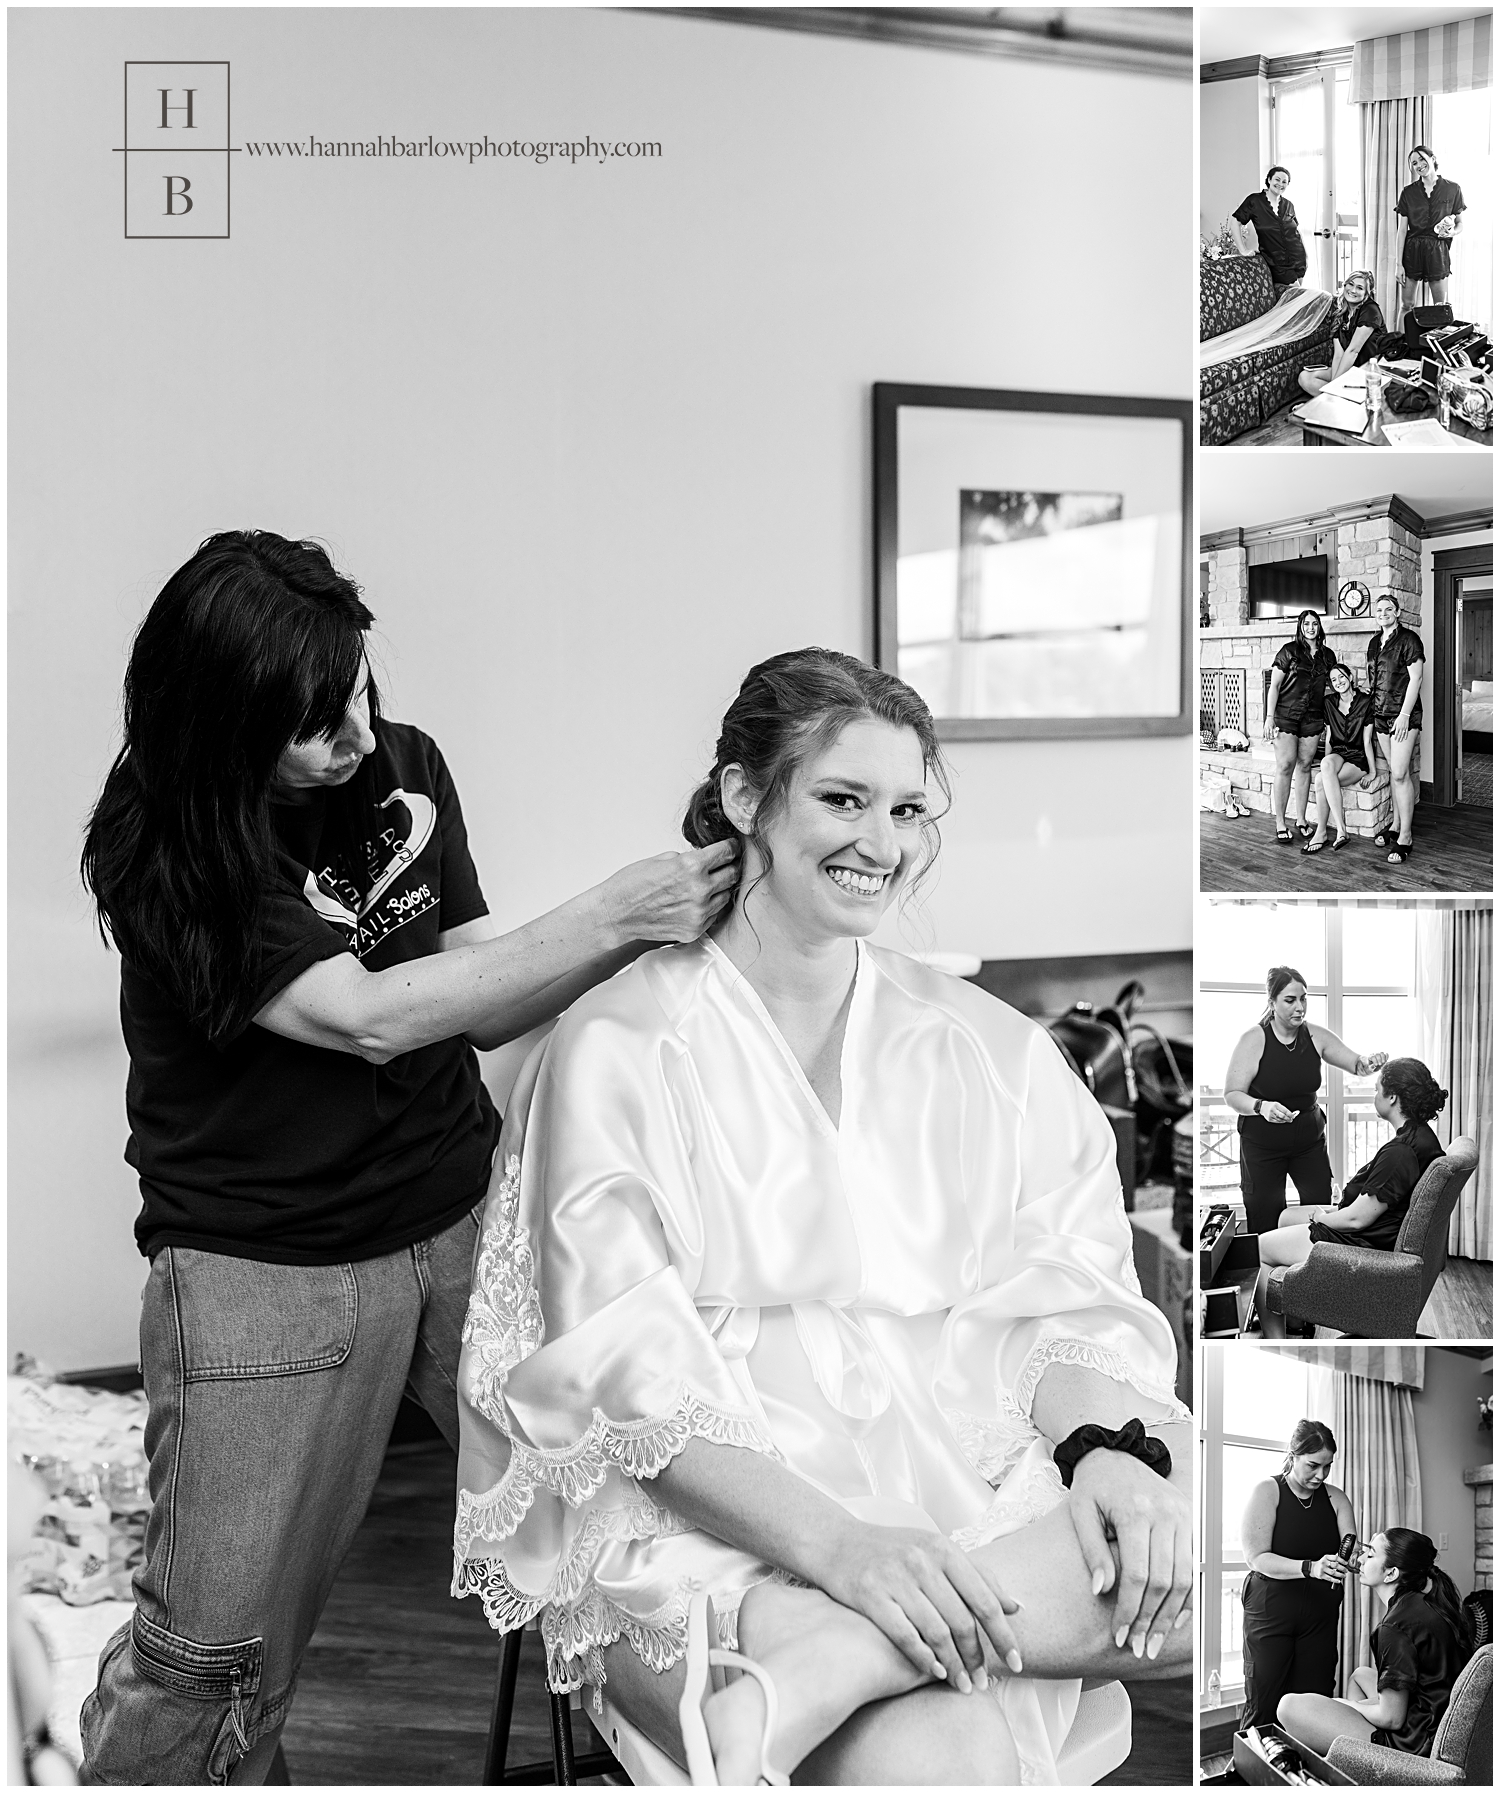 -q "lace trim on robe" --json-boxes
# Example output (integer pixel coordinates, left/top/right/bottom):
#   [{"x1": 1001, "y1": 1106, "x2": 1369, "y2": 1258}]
[
  {"x1": 452, "y1": 1151, "x2": 784, "y2": 1691},
  {"x1": 1009, "y1": 1335, "x2": 1190, "y2": 1431}
]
